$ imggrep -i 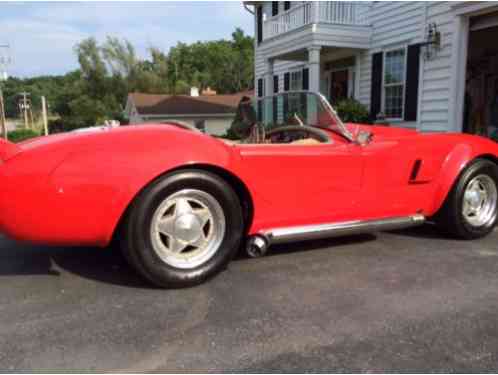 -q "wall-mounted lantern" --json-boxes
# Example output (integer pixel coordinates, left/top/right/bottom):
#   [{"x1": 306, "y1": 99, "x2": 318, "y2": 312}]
[{"x1": 418, "y1": 23, "x2": 441, "y2": 61}]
